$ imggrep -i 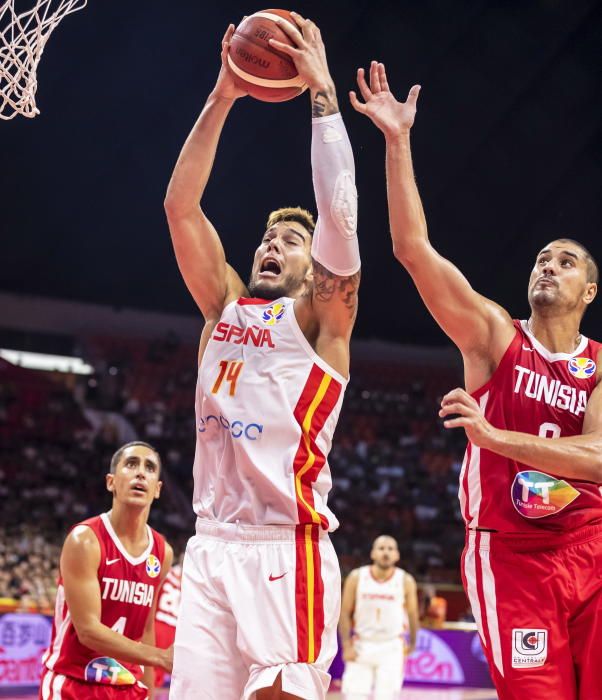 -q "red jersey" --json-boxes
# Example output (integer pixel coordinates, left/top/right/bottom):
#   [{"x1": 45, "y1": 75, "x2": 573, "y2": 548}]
[
  {"x1": 459, "y1": 320, "x2": 602, "y2": 534},
  {"x1": 153, "y1": 566, "x2": 181, "y2": 689},
  {"x1": 155, "y1": 565, "x2": 181, "y2": 629},
  {"x1": 42, "y1": 513, "x2": 165, "y2": 686}
]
